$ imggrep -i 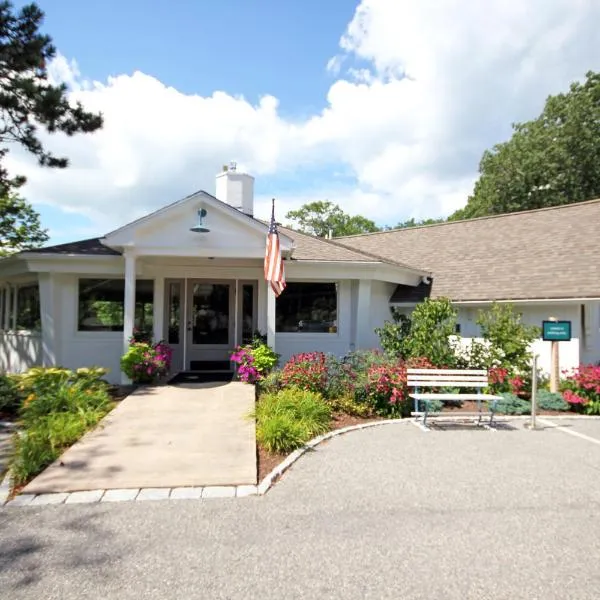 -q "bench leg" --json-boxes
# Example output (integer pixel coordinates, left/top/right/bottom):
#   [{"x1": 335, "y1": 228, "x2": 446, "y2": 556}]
[
  {"x1": 423, "y1": 401, "x2": 429, "y2": 428},
  {"x1": 489, "y1": 400, "x2": 497, "y2": 427}
]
